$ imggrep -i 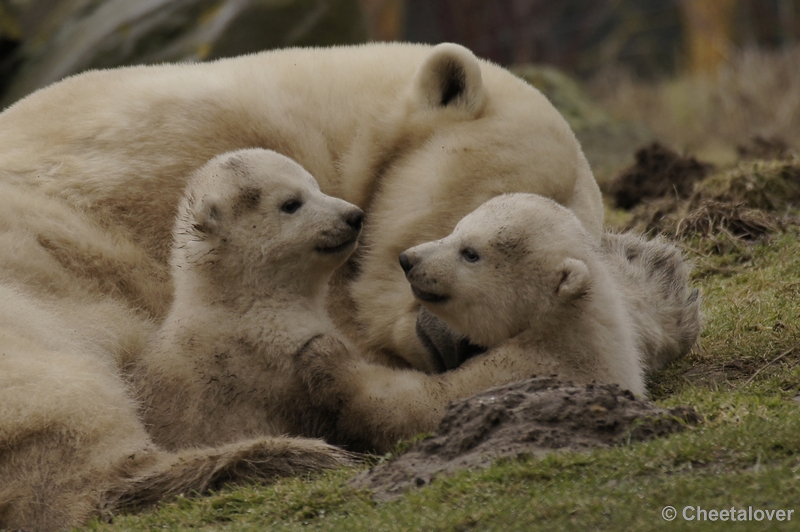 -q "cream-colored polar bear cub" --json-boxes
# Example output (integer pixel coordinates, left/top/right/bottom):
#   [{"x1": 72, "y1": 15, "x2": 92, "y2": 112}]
[
  {"x1": 133, "y1": 148, "x2": 364, "y2": 450},
  {"x1": 297, "y1": 193, "x2": 700, "y2": 451},
  {"x1": 400, "y1": 193, "x2": 644, "y2": 394}
]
